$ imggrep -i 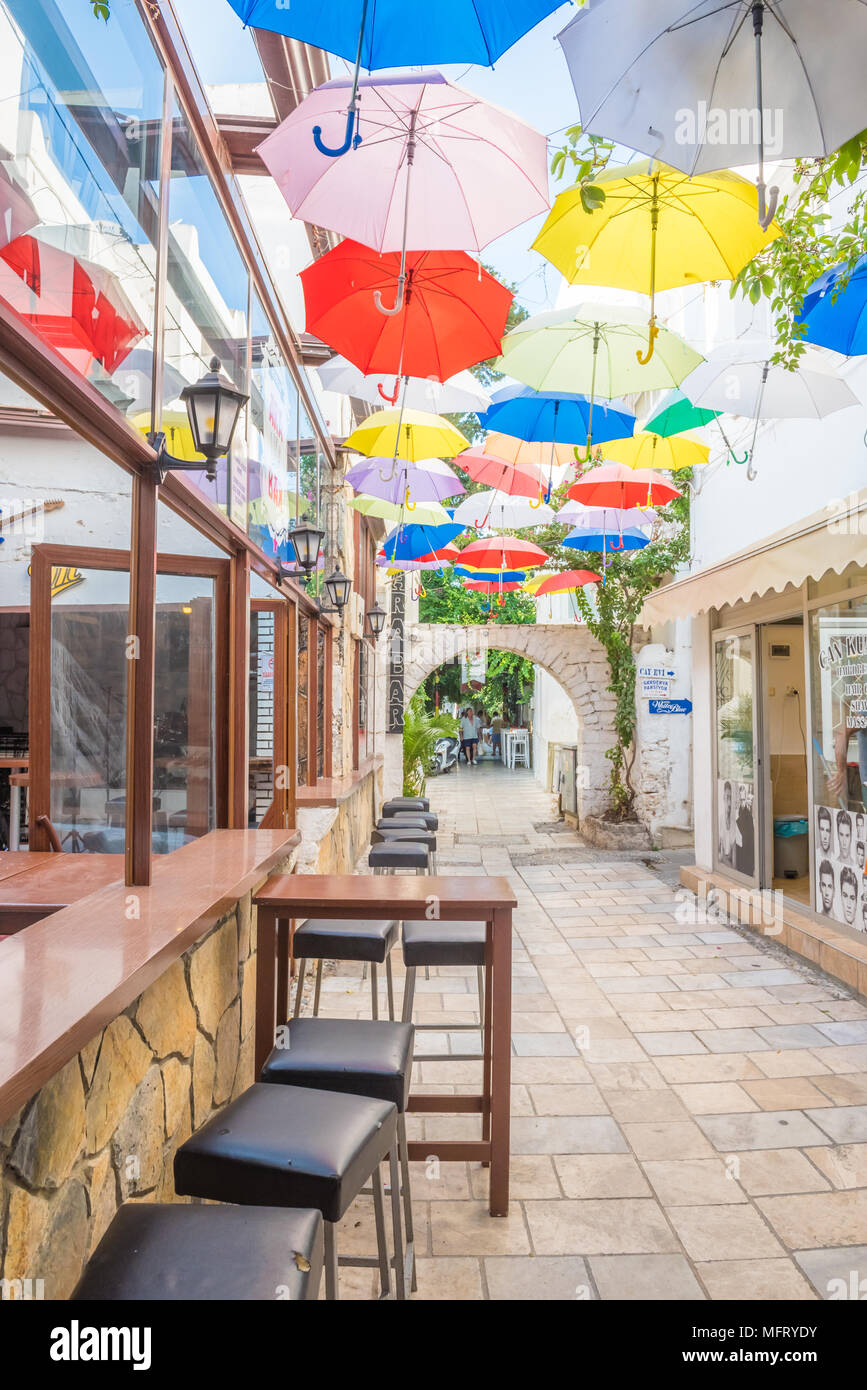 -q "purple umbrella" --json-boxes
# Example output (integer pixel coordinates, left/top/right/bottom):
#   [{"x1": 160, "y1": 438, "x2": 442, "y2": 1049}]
[{"x1": 346, "y1": 457, "x2": 465, "y2": 506}]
